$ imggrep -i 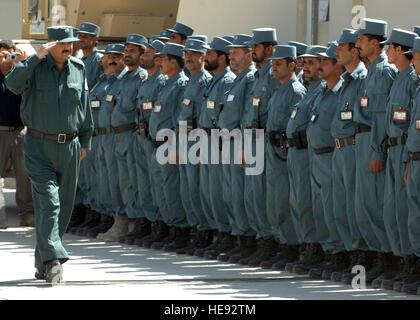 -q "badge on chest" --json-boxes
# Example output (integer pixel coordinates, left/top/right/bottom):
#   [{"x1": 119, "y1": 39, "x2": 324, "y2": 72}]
[
  {"x1": 360, "y1": 96, "x2": 369, "y2": 108},
  {"x1": 90, "y1": 100, "x2": 100, "y2": 109},
  {"x1": 227, "y1": 94, "x2": 235, "y2": 102},
  {"x1": 142, "y1": 101, "x2": 153, "y2": 111},
  {"x1": 206, "y1": 100, "x2": 215, "y2": 109},
  {"x1": 153, "y1": 104, "x2": 162, "y2": 113},
  {"x1": 341, "y1": 111, "x2": 353, "y2": 121},
  {"x1": 106, "y1": 94, "x2": 114, "y2": 103},
  {"x1": 252, "y1": 96, "x2": 261, "y2": 108},
  {"x1": 393, "y1": 109, "x2": 408, "y2": 122},
  {"x1": 415, "y1": 118, "x2": 420, "y2": 130},
  {"x1": 182, "y1": 98, "x2": 192, "y2": 107}
]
